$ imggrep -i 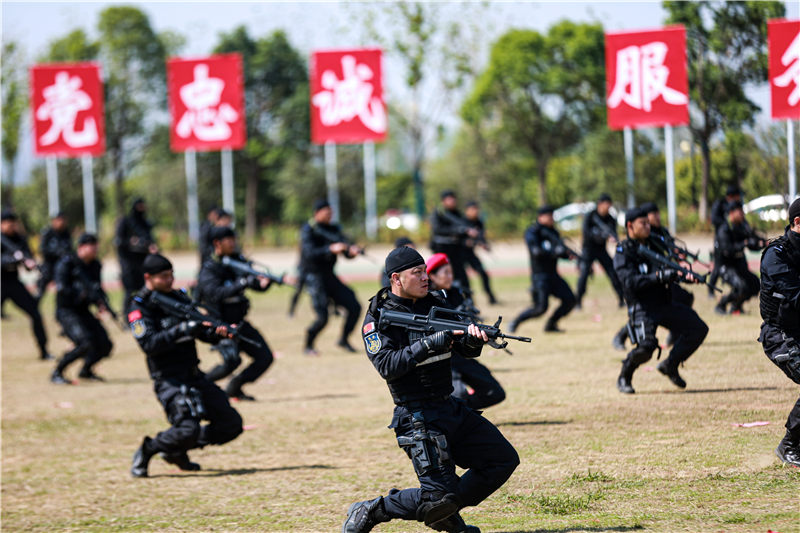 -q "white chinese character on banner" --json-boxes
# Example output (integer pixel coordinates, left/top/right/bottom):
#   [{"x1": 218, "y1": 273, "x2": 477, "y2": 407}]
[
  {"x1": 774, "y1": 31, "x2": 800, "y2": 107},
  {"x1": 608, "y1": 41, "x2": 688, "y2": 111},
  {"x1": 176, "y1": 64, "x2": 238, "y2": 141},
  {"x1": 312, "y1": 55, "x2": 387, "y2": 133},
  {"x1": 35, "y1": 71, "x2": 99, "y2": 148}
]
